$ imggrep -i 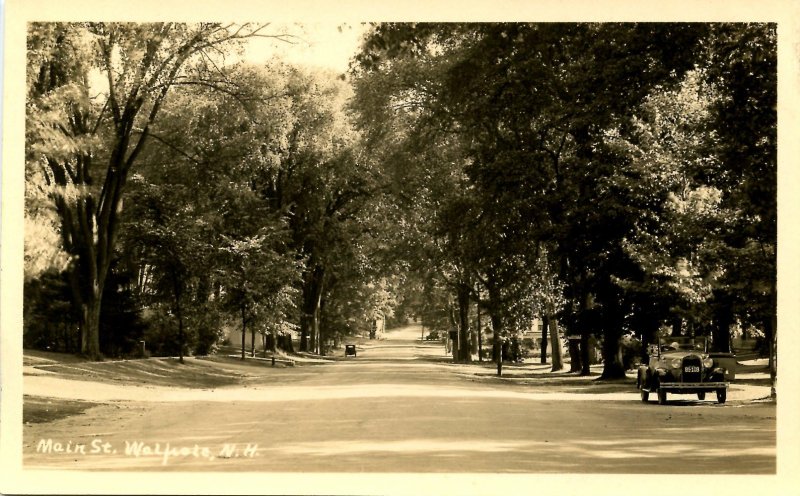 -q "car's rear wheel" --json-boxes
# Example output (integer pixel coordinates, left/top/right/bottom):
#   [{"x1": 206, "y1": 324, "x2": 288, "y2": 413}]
[
  {"x1": 697, "y1": 392, "x2": 706, "y2": 401},
  {"x1": 657, "y1": 388, "x2": 667, "y2": 405},
  {"x1": 716, "y1": 388, "x2": 726, "y2": 404}
]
